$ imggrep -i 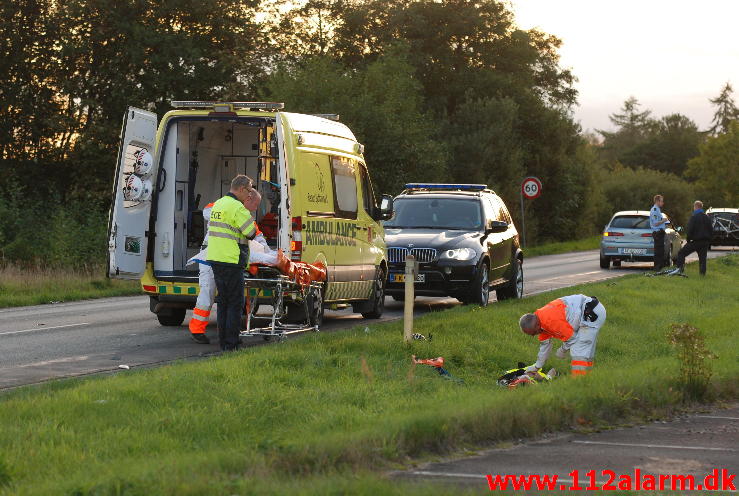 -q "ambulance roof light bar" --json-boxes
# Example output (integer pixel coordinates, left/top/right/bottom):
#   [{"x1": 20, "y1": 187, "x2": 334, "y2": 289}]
[
  {"x1": 170, "y1": 101, "x2": 285, "y2": 111},
  {"x1": 312, "y1": 113, "x2": 340, "y2": 121},
  {"x1": 404, "y1": 183, "x2": 488, "y2": 192}
]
